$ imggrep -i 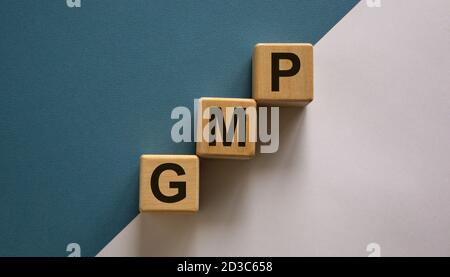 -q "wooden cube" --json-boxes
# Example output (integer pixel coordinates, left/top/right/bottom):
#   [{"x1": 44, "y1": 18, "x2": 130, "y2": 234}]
[
  {"x1": 139, "y1": 155, "x2": 199, "y2": 212},
  {"x1": 253, "y1": 43, "x2": 313, "y2": 106},
  {"x1": 196, "y1": 97, "x2": 257, "y2": 159}
]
